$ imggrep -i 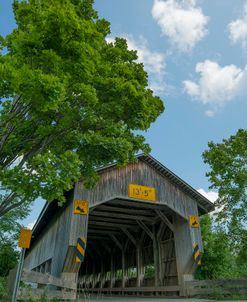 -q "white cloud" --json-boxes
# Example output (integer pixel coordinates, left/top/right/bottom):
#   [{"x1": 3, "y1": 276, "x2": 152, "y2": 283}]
[
  {"x1": 205, "y1": 110, "x2": 215, "y2": 118},
  {"x1": 106, "y1": 35, "x2": 167, "y2": 94},
  {"x1": 197, "y1": 188, "x2": 218, "y2": 203},
  {"x1": 152, "y1": 0, "x2": 209, "y2": 52},
  {"x1": 183, "y1": 60, "x2": 247, "y2": 115},
  {"x1": 27, "y1": 220, "x2": 36, "y2": 230},
  {"x1": 197, "y1": 189, "x2": 224, "y2": 216},
  {"x1": 228, "y1": 3, "x2": 247, "y2": 52},
  {"x1": 125, "y1": 36, "x2": 166, "y2": 75}
]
